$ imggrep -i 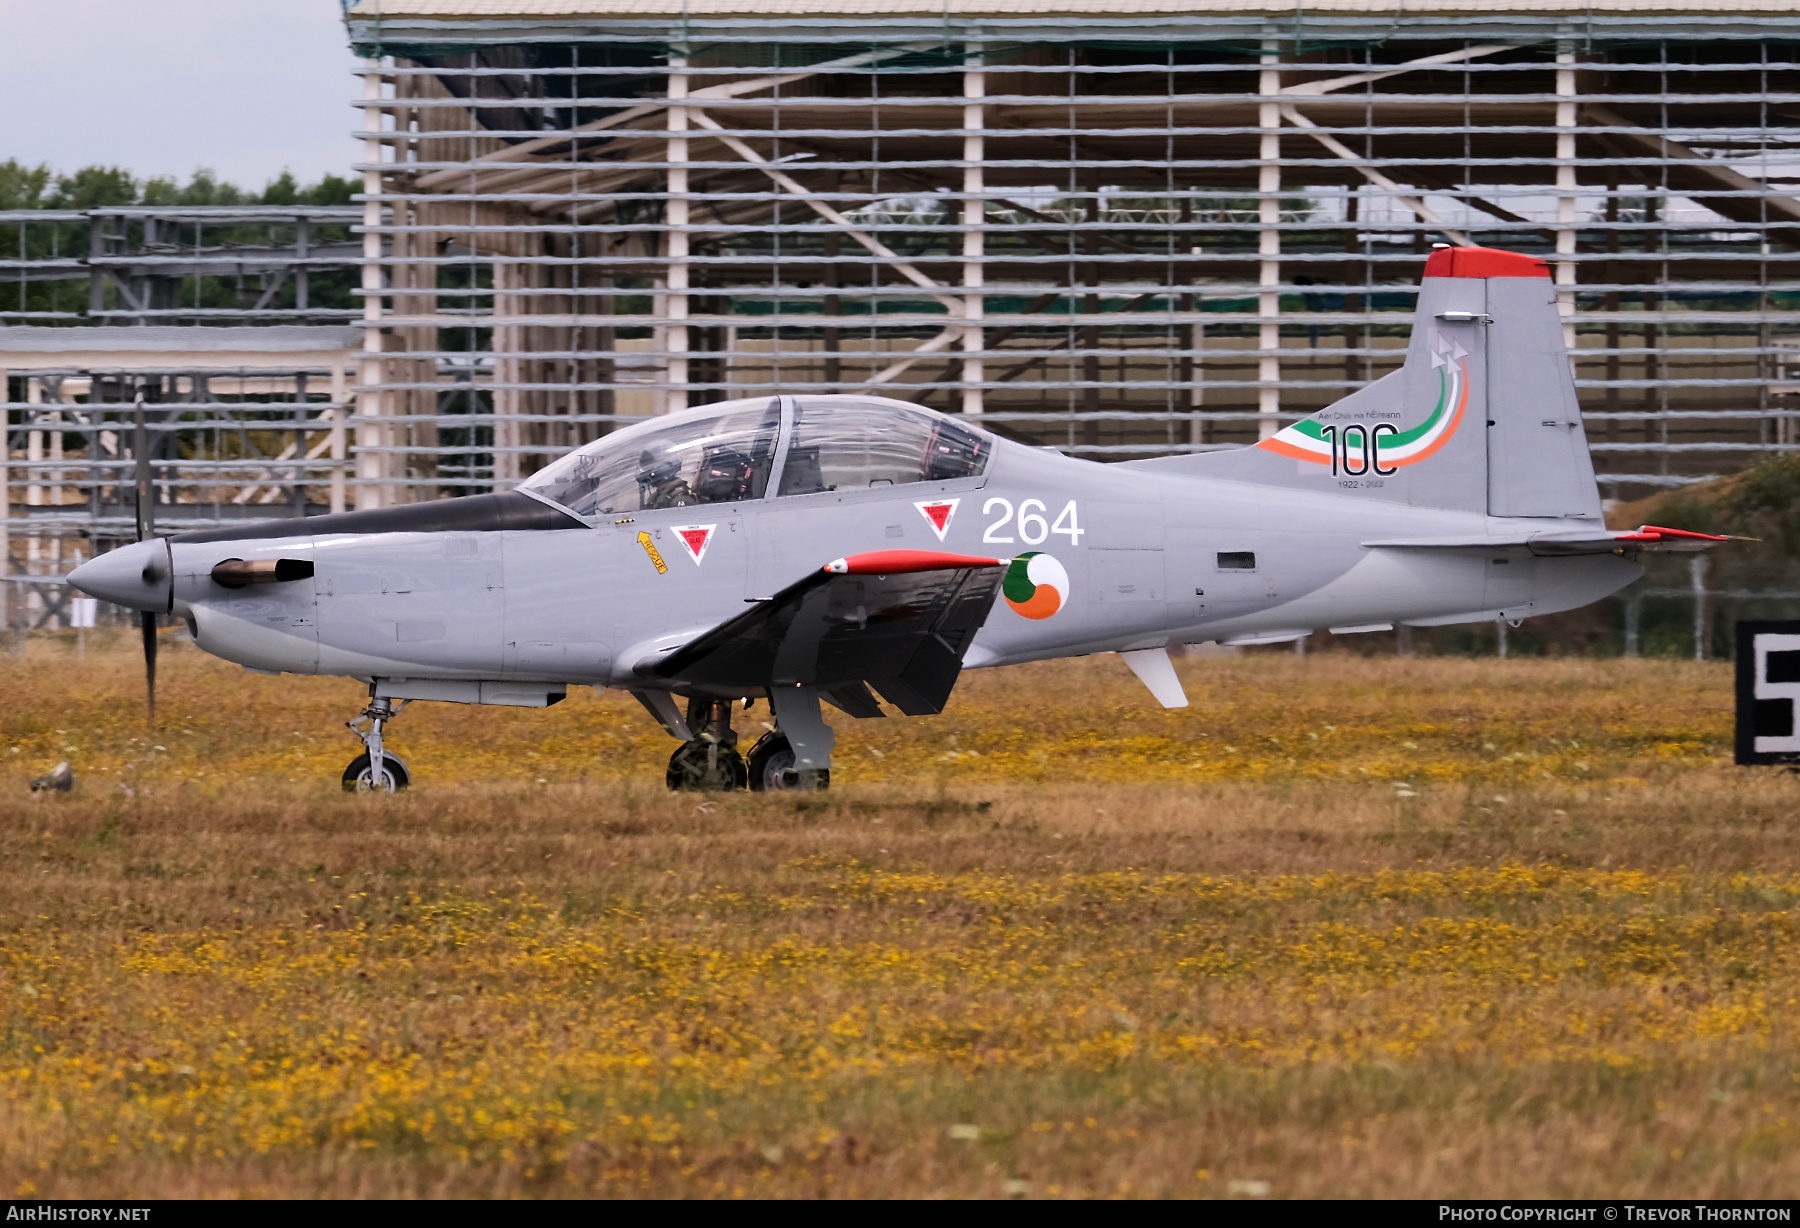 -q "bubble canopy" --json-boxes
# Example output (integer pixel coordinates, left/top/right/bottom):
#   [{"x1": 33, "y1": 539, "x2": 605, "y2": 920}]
[{"x1": 520, "y1": 395, "x2": 991, "y2": 520}]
